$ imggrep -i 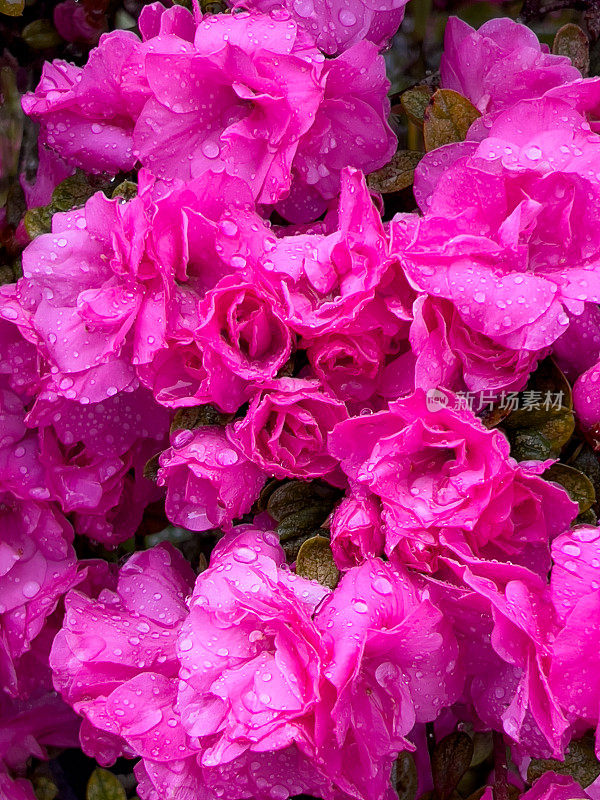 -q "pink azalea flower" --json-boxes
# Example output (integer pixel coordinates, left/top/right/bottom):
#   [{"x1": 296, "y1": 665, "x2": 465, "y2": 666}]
[
  {"x1": 50, "y1": 544, "x2": 196, "y2": 765},
  {"x1": 0, "y1": 689, "x2": 80, "y2": 775},
  {"x1": 134, "y1": 744, "x2": 350, "y2": 800},
  {"x1": 0, "y1": 493, "x2": 77, "y2": 699},
  {"x1": 8, "y1": 184, "x2": 163, "y2": 403},
  {"x1": 227, "y1": 378, "x2": 348, "y2": 481},
  {"x1": 25, "y1": 387, "x2": 170, "y2": 546},
  {"x1": 225, "y1": 168, "x2": 409, "y2": 342},
  {"x1": 228, "y1": 0, "x2": 409, "y2": 55},
  {"x1": 157, "y1": 427, "x2": 266, "y2": 532},
  {"x1": 24, "y1": 6, "x2": 395, "y2": 223},
  {"x1": 440, "y1": 17, "x2": 580, "y2": 118},
  {"x1": 53, "y1": 0, "x2": 106, "y2": 44},
  {"x1": 405, "y1": 97, "x2": 600, "y2": 353},
  {"x1": 431, "y1": 569, "x2": 569, "y2": 758},
  {"x1": 550, "y1": 526, "x2": 600, "y2": 624},
  {"x1": 21, "y1": 33, "x2": 146, "y2": 174},
  {"x1": 552, "y1": 304, "x2": 600, "y2": 382},
  {"x1": 0, "y1": 775, "x2": 36, "y2": 800},
  {"x1": 330, "y1": 491, "x2": 385, "y2": 569},
  {"x1": 549, "y1": 526, "x2": 600, "y2": 750},
  {"x1": 573, "y1": 358, "x2": 600, "y2": 448},
  {"x1": 521, "y1": 772, "x2": 590, "y2": 800},
  {"x1": 177, "y1": 526, "x2": 329, "y2": 765},
  {"x1": 7, "y1": 171, "x2": 260, "y2": 408},
  {"x1": 328, "y1": 389, "x2": 577, "y2": 573},
  {"x1": 315, "y1": 558, "x2": 462, "y2": 800},
  {"x1": 0, "y1": 383, "x2": 47, "y2": 502},
  {"x1": 408, "y1": 295, "x2": 547, "y2": 394},
  {"x1": 195, "y1": 275, "x2": 293, "y2": 382},
  {"x1": 136, "y1": 8, "x2": 395, "y2": 222}
]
